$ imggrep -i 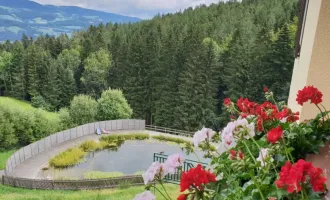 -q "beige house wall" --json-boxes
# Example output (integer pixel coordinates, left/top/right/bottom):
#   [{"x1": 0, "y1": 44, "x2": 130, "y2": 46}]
[{"x1": 288, "y1": 0, "x2": 330, "y2": 120}]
